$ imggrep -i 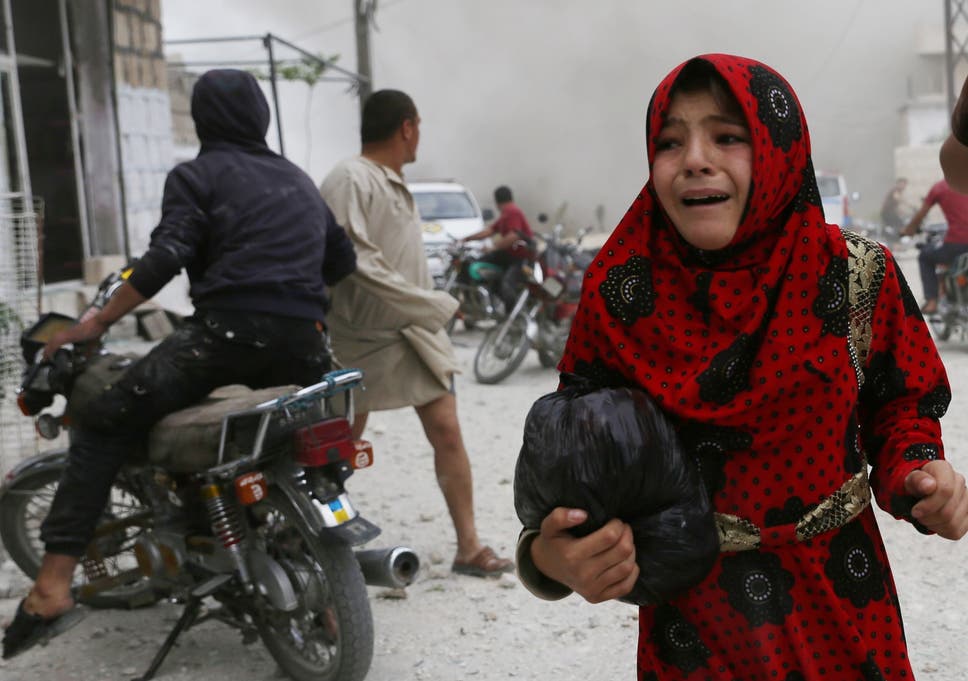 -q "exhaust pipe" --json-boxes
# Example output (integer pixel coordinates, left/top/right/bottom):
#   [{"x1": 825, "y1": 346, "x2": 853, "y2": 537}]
[{"x1": 355, "y1": 547, "x2": 420, "y2": 588}]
